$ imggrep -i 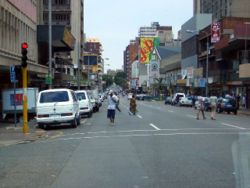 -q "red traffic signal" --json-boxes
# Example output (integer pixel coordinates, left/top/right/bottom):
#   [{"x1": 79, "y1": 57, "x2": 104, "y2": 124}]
[
  {"x1": 21, "y1": 42, "x2": 28, "y2": 67},
  {"x1": 21, "y1": 42, "x2": 28, "y2": 49}
]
